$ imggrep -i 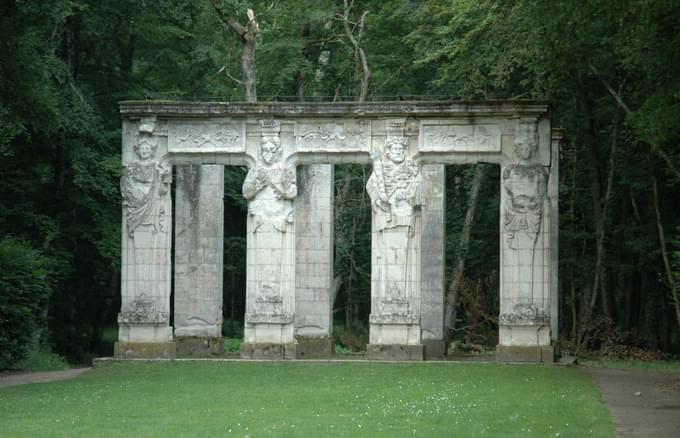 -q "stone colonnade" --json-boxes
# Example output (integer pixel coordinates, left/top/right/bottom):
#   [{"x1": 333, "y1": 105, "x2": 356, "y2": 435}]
[{"x1": 115, "y1": 101, "x2": 559, "y2": 362}]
